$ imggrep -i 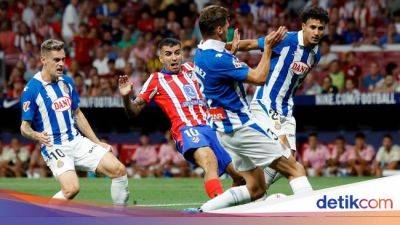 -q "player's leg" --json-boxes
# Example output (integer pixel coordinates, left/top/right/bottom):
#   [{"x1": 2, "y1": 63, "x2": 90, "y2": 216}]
[
  {"x1": 195, "y1": 126, "x2": 280, "y2": 212},
  {"x1": 199, "y1": 166, "x2": 266, "y2": 212},
  {"x1": 269, "y1": 155, "x2": 313, "y2": 194},
  {"x1": 95, "y1": 152, "x2": 130, "y2": 206},
  {"x1": 192, "y1": 146, "x2": 224, "y2": 198},
  {"x1": 204, "y1": 127, "x2": 246, "y2": 187},
  {"x1": 179, "y1": 126, "x2": 227, "y2": 198},
  {"x1": 264, "y1": 116, "x2": 297, "y2": 187},
  {"x1": 250, "y1": 101, "x2": 283, "y2": 186},
  {"x1": 53, "y1": 170, "x2": 80, "y2": 199},
  {"x1": 74, "y1": 137, "x2": 129, "y2": 206},
  {"x1": 225, "y1": 163, "x2": 246, "y2": 186},
  {"x1": 41, "y1": 145, "x2": 78, "y2": 200}
]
